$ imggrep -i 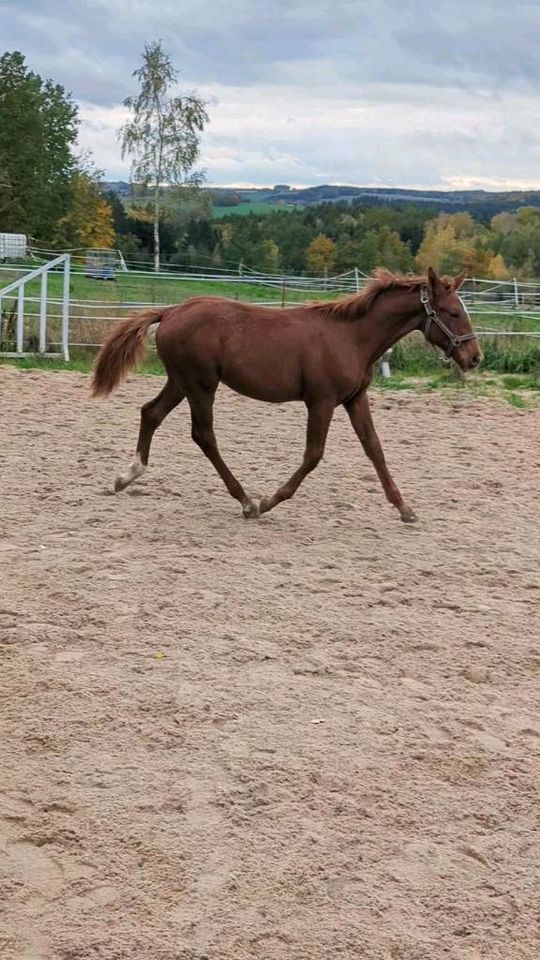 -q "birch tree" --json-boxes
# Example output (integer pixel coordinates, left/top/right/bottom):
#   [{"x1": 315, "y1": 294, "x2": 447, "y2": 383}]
[{"x1": 119, "y1": 41, "x2": 208, "y2": 272}]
